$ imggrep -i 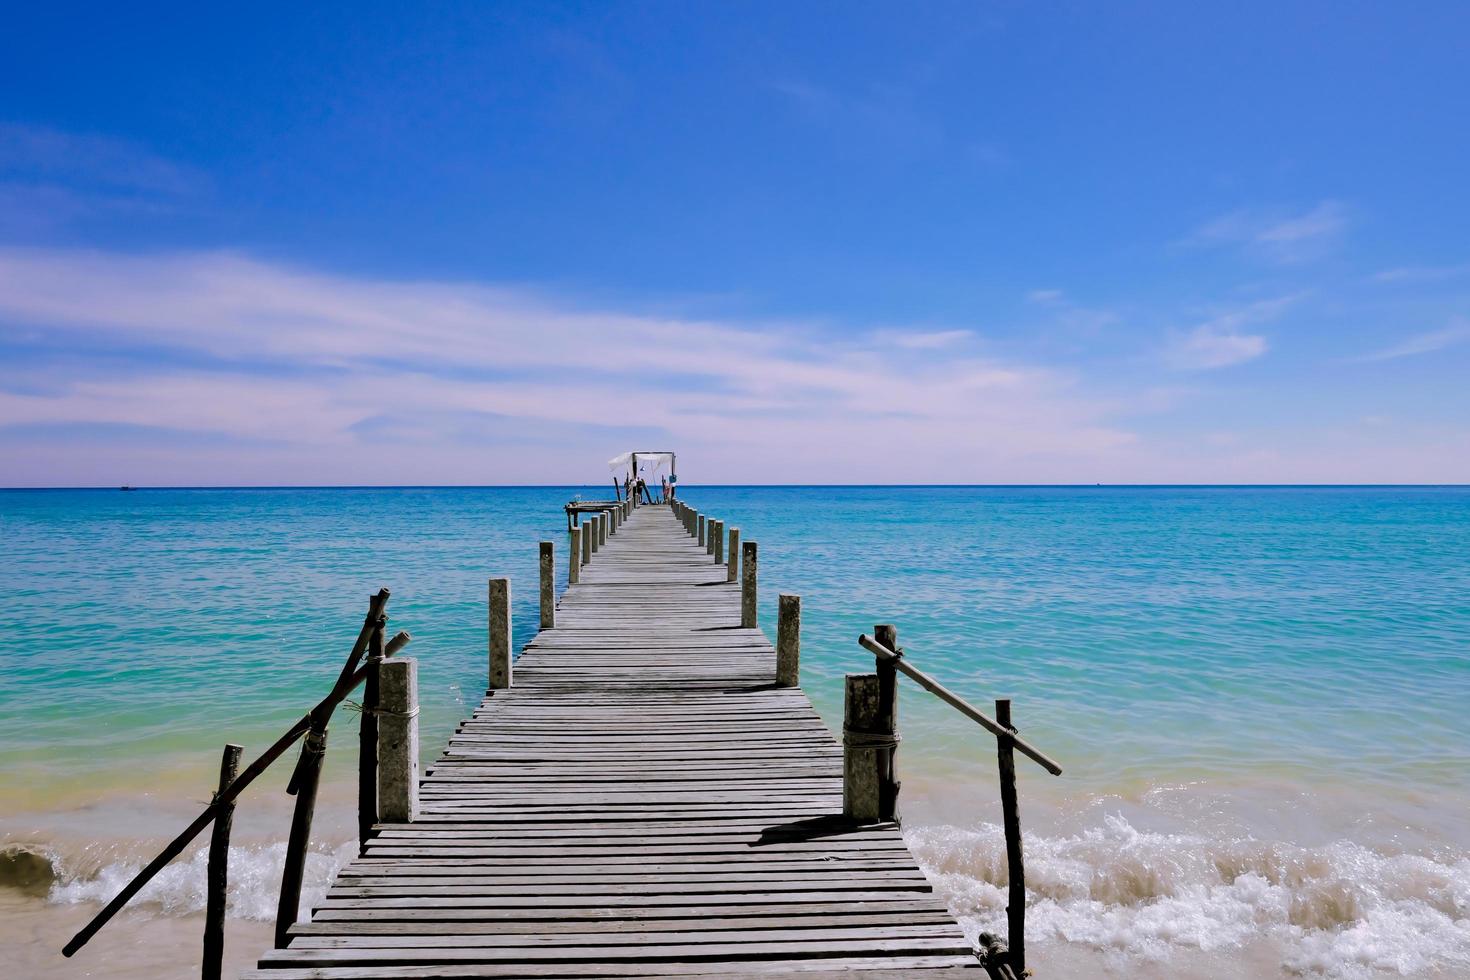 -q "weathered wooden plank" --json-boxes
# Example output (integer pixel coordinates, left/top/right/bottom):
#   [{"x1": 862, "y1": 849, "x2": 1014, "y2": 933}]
[{"x1": 252, "y1": 505, "x2": 975, "y2": 976}]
